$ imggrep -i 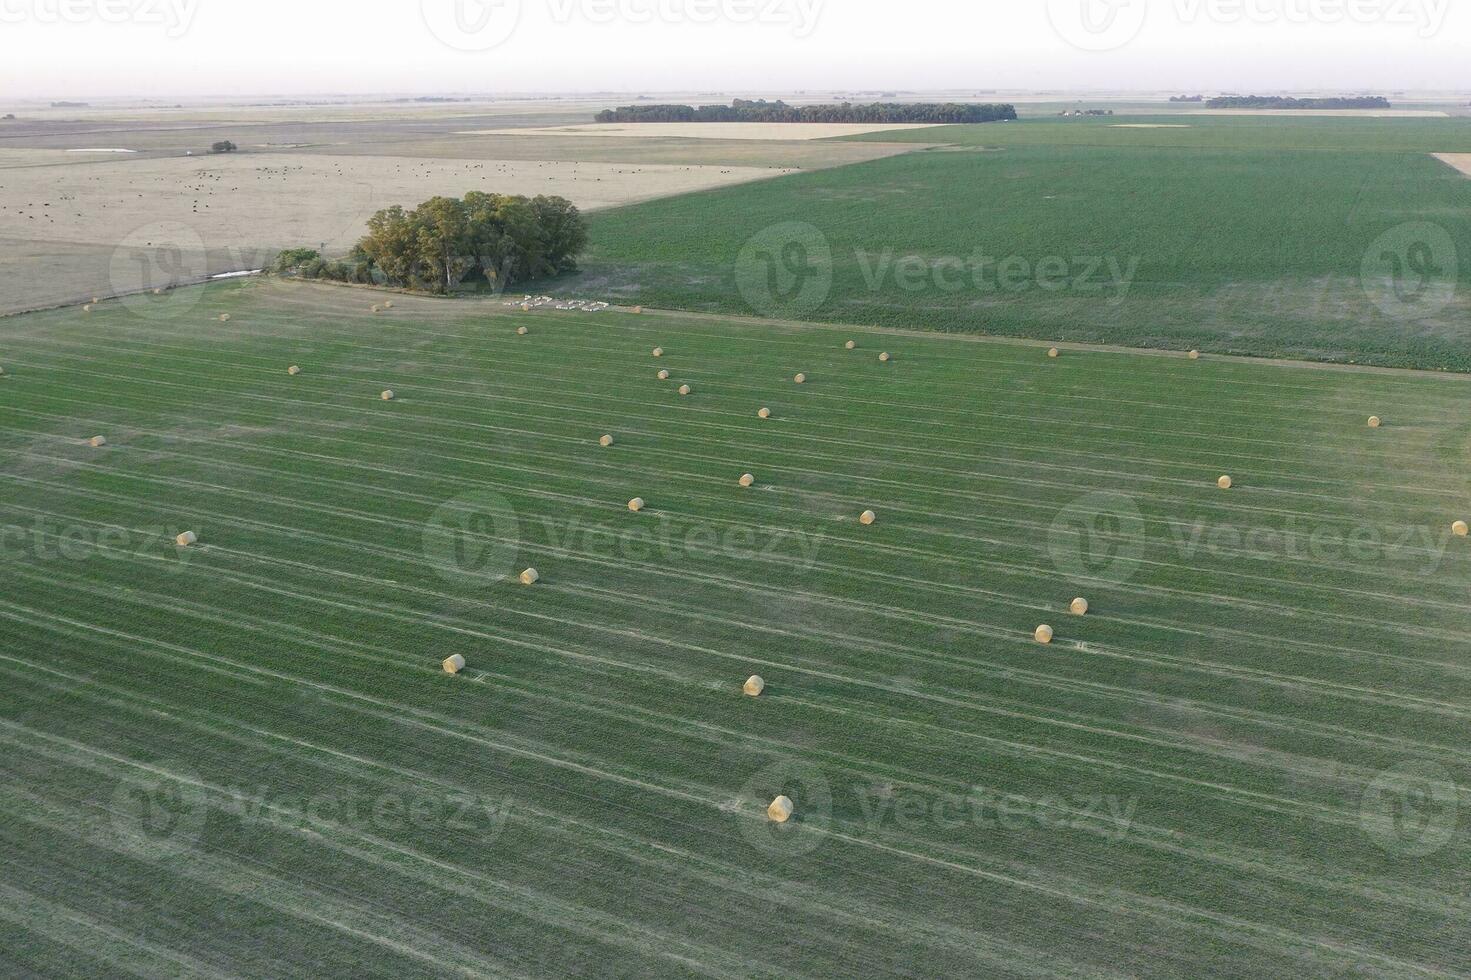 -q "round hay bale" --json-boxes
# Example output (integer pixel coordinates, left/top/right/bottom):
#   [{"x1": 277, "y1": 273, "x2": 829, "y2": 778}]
[
  {"x1": 1454, "y1": 521, "x2": 1469, "y2": 537},
  {"x1": 758, "y1": 407, "x2": 771, "y2": 420},
  {"x1": 517, "y1": 326, "x2": 529, "y2": 336},
  {"x1": 89, "y1": 436, "x2": 107, "y2": 448},
  {"x1": 287, "y1": 365, "x2": 301, "y2": 376},
  {"x1": 521, "y1": 303, "x2": 531, "y2": 312},
  {"x1": 384, "y1": 301, "x2": 393, "y2": 309},
  {"x1": 652, "y1": 347, "x2": 664, "y2": 358},
  {"x1": 1070, "y1": 597, "x2": 1089, "y2": 616},
  {"x1": 739, "y1": 473, "x2": 755, "y2": 488},
  {"x1": 381, "y1": 390, "x2": 396, "y2": 401},
  {"x1": 678, "y1": 384, "x2": 692, "y2": 396},
  {"x1": 879, "y1": 352, "x2": 891, "y2": 363},
  {"x1": 859, "y1": 510, "x2": 877, "y2": 526},
  {"x1": 175, "y1": 531, "x2": 198, "y2": 548},
  {"x1": 1035, "y1": 624, "x2": 1054, "y2": 644},
  {"x1": 92, "y1": 297, "x2": 100, "y2": 305},
  {"x1": 1368, "y1": 416, "x2": 1382, "y2": 428},
  {"x1": 153, "y1": 288, "x2": 164, "y2": 296},
  {"x1": 1048, "y1": 347, "x2": 1060, "y2": 359},
  {"x1": 767, "y1": 796, "x2": 794, "y2": 823},
  {"x1": 443, "y1": 654, "x2": 466, "y2": 675},
  {"x1": 628, "y1": 497, "x2": 645, "y2": 513},
  {"x1": 0, "y1": 366, "x2": 6, "y2": 375},
  {"x1": 657, "y1": 369, "x2": 670, "y2": 381},
  {"x1": 632, "y1": 306, "x2": 643, "y2": 314},
  {"x1": 519, "y1": 568, "x2": 540, "y2": 585},
  {"x1": 83, "y1": 305, "x2": 93, "y2": 313},
  {"x1": 794, "y1": 373, "x2": 807, "y2": 384},
  {"x1": 845, "y1": 341, "x2": 857, "y2": 350},
  {"x1": 370, "y1": 305, "x2": 381, "y2": 314},
  {"x1": 599, "y1": 434, "x2": 614, "y2": 448},
  {"x1": 1217, "y1": 475, "x2": 1233, "y2": 490},
  {"x1": 1189, "y1": 350, "x2": 1201, "y2": 360},
  {"x1": 219, "y1": 313, "x2": 231, "y2": 322},
  {"x1": 743, "y1": 675, "x2": 765, "y2": 697}
]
